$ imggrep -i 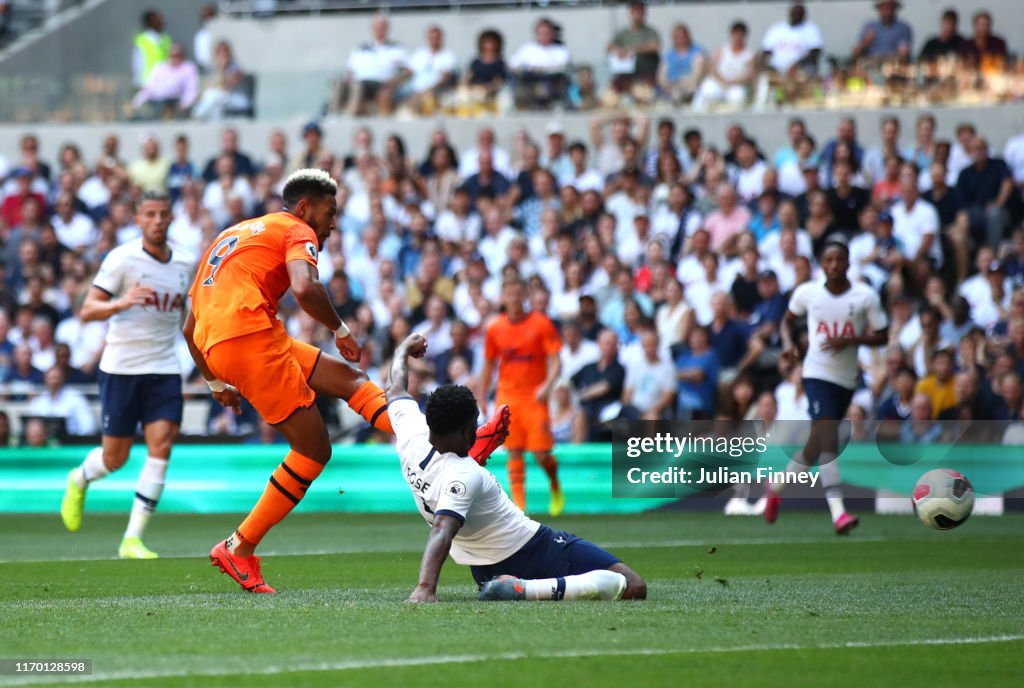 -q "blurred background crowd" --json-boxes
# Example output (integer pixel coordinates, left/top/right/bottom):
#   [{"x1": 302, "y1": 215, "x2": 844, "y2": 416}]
[{"x1": 1, "y1": 0, "x2": 1024, "y2": 446}]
